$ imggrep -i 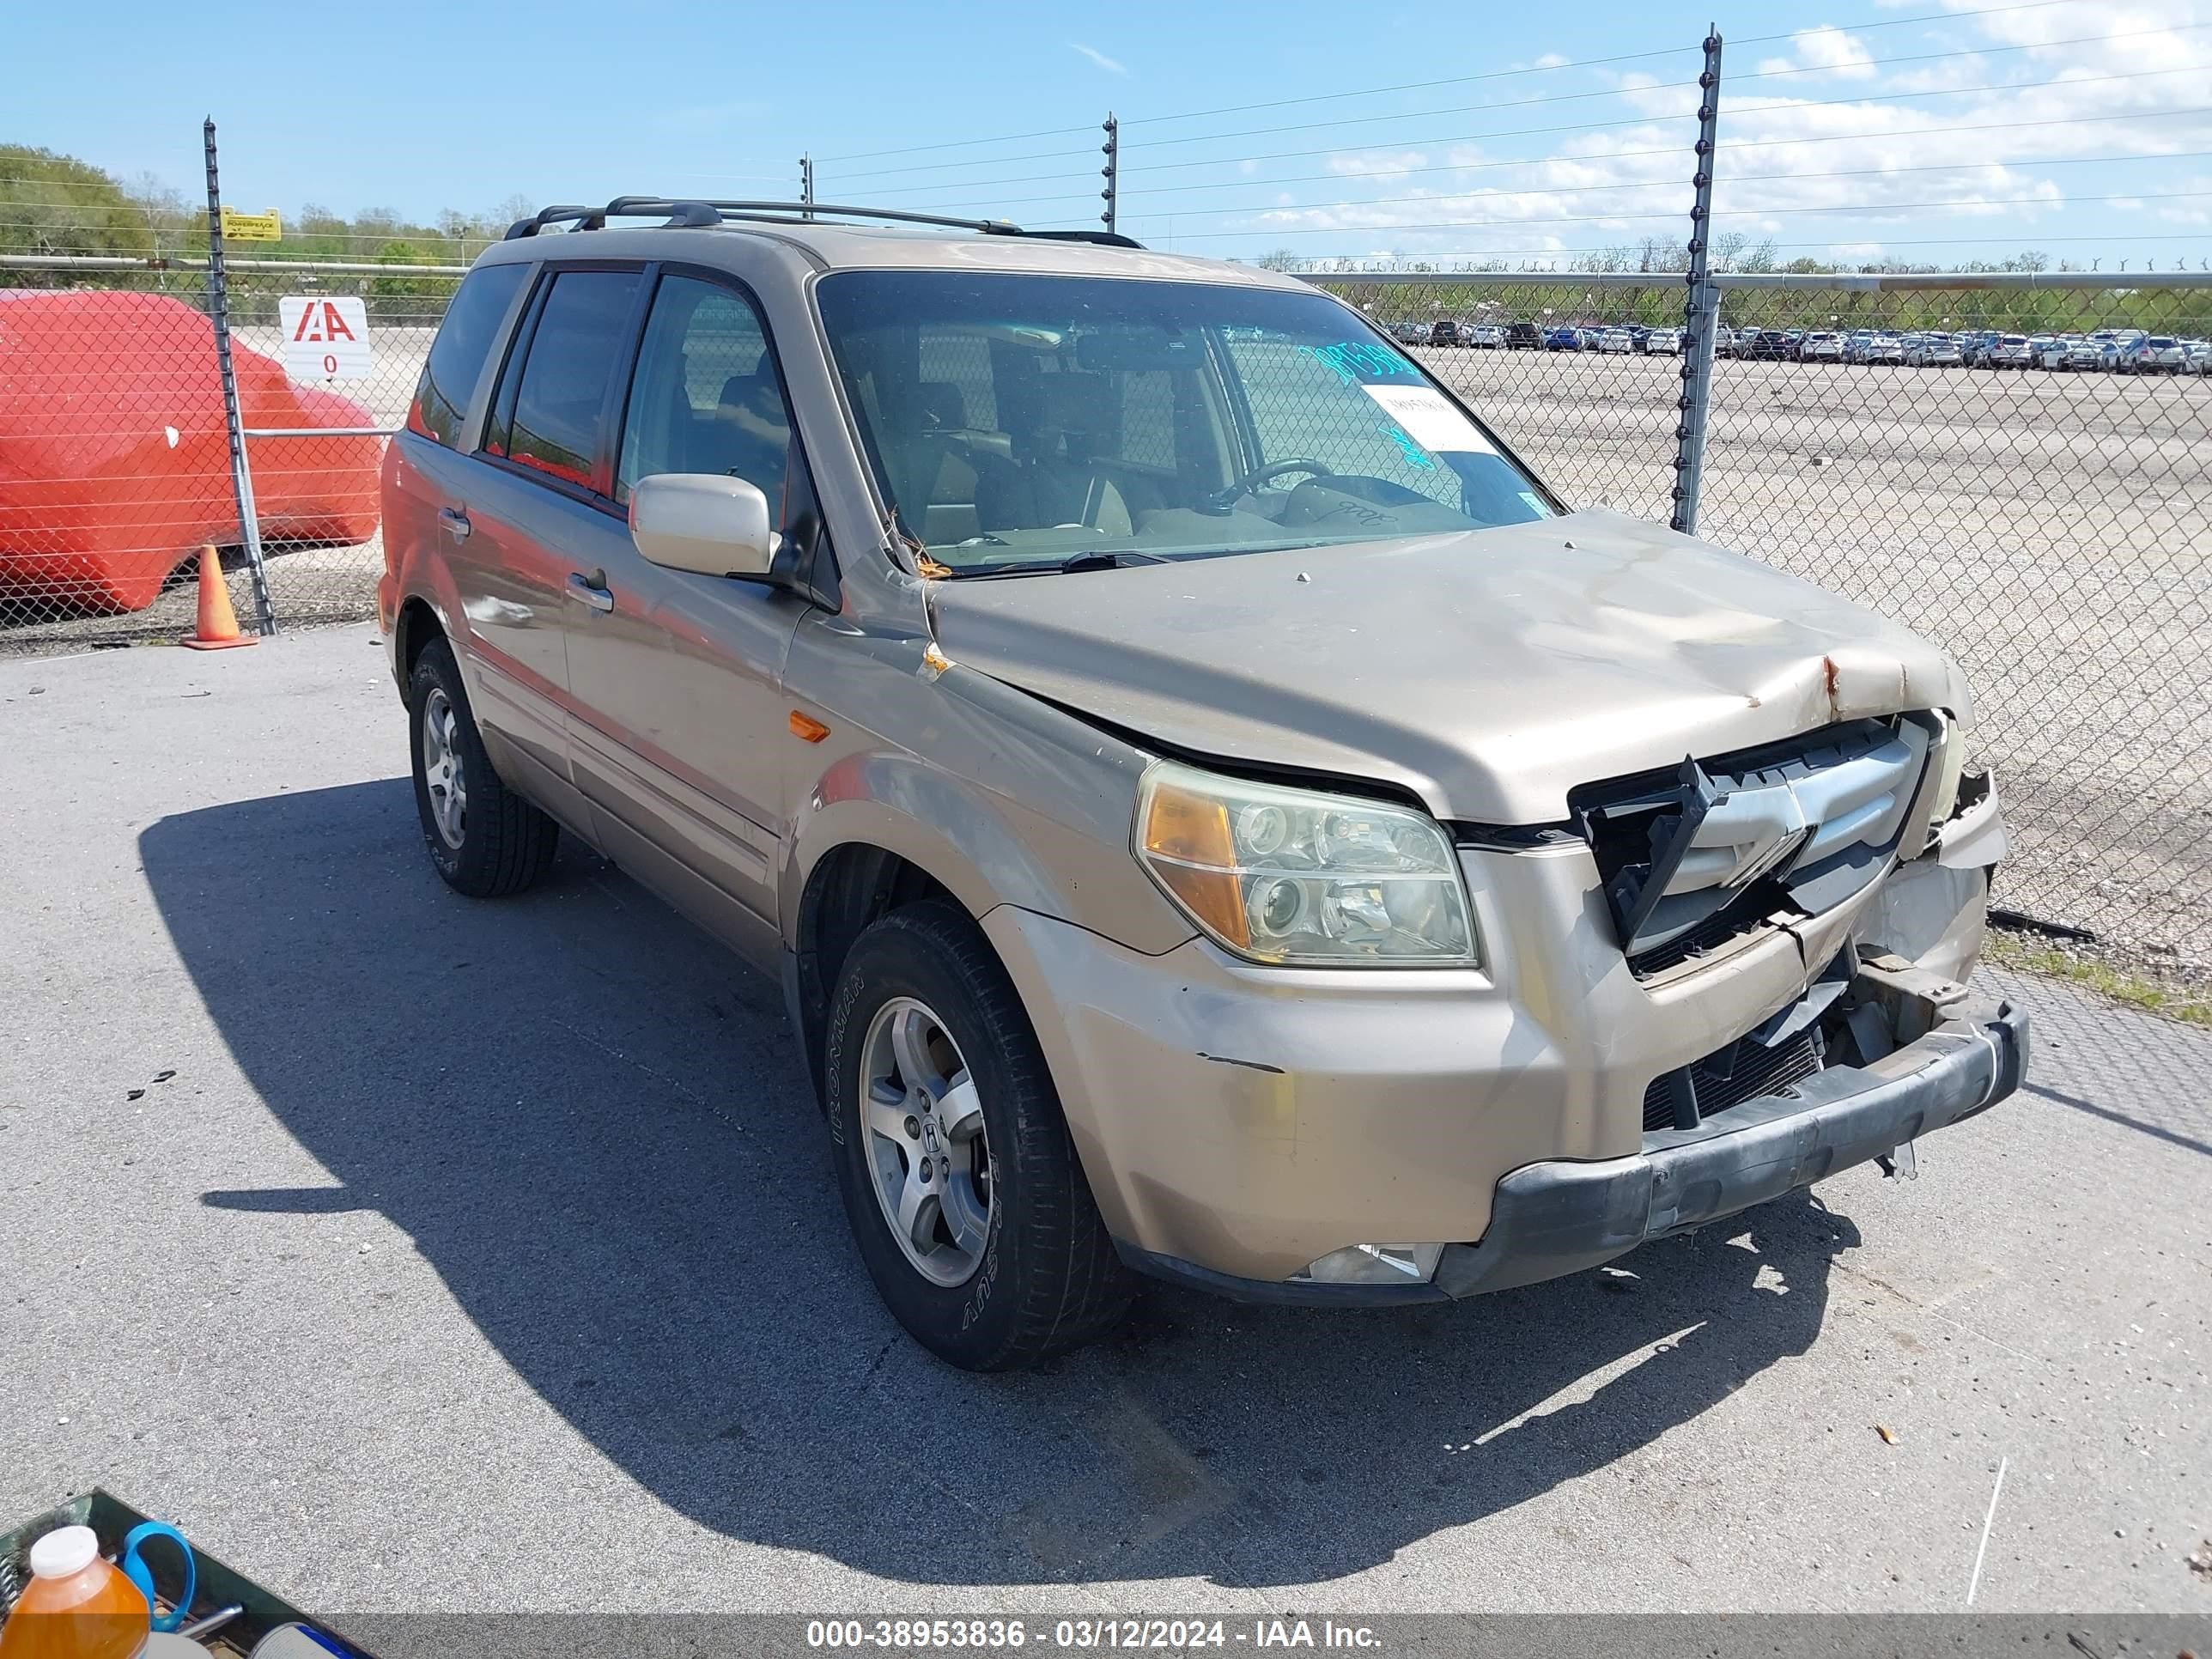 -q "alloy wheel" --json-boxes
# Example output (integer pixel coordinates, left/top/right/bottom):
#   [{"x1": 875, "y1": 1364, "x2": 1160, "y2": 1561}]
[
  {"x1": 420, "y1": 686, "x2": 467, "y2": 850},
  {"x1": 858, "y1": 995, "x2": 993, "y2": 1286}
]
